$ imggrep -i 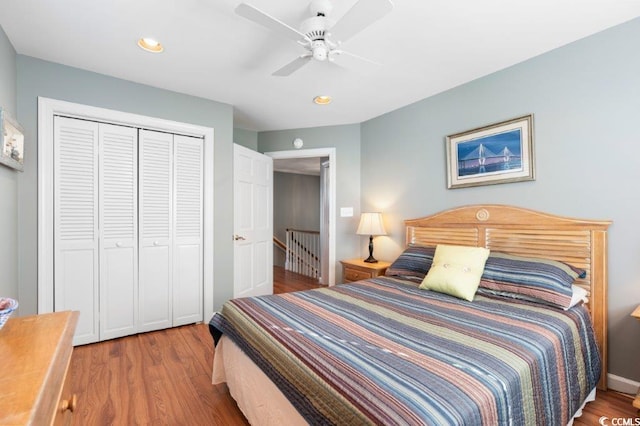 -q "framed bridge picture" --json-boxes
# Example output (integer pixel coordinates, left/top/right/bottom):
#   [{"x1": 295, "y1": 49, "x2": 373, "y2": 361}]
[
  {"x1": 0, "y1": 107, "x2": 25, "y2": 172},
  {"x1": 446, "y1": 114, "x2": 534, "y2": 189}
]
